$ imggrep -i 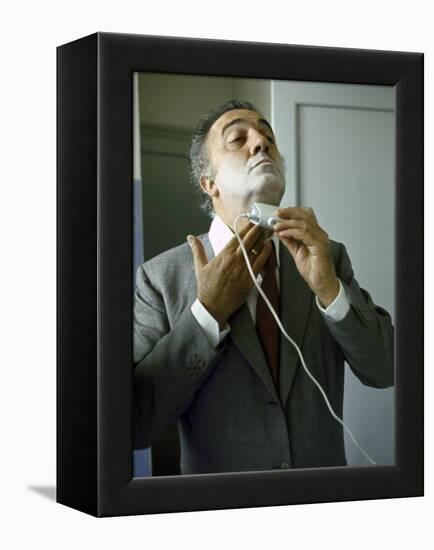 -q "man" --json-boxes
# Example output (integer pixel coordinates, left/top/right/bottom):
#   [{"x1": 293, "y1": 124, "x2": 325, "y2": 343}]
[{"x1": 133, "y1": 99, "x2": 394, "y2": 474}]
